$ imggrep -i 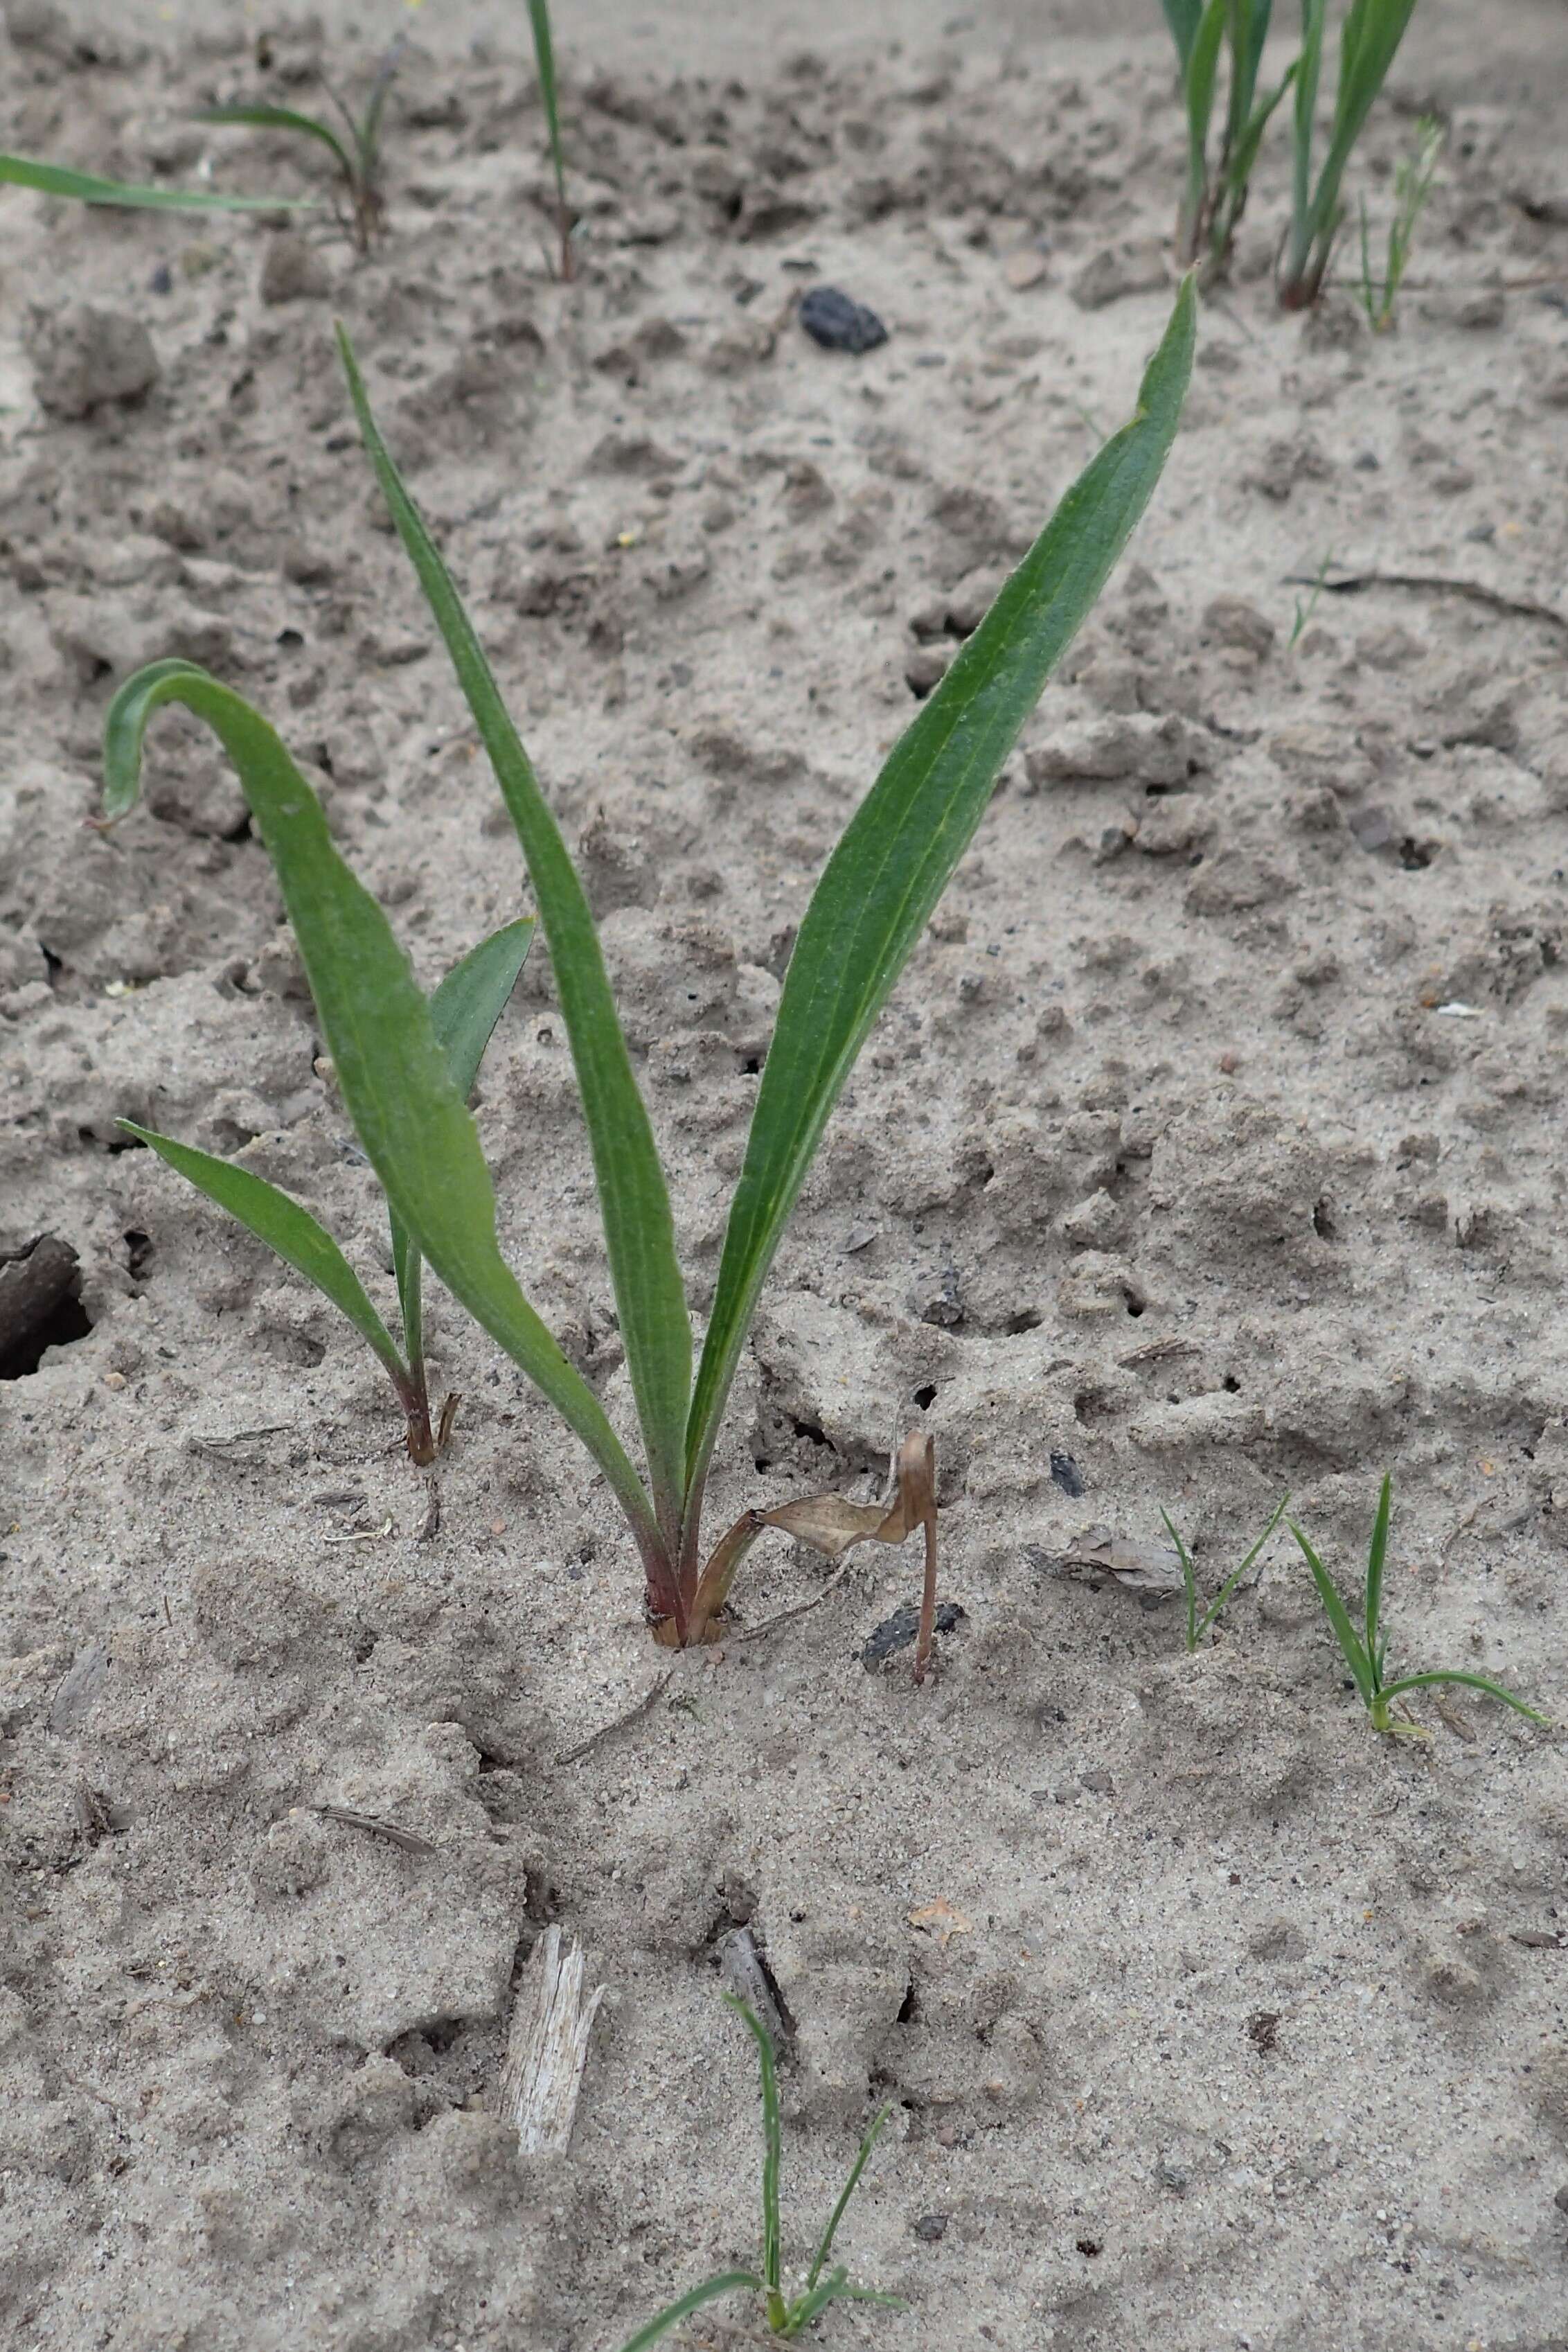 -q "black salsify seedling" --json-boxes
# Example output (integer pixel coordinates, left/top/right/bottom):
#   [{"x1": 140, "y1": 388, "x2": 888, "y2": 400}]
[{"x1": 98, "y1": 284, "x2": 1197, "y2": 1666}]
